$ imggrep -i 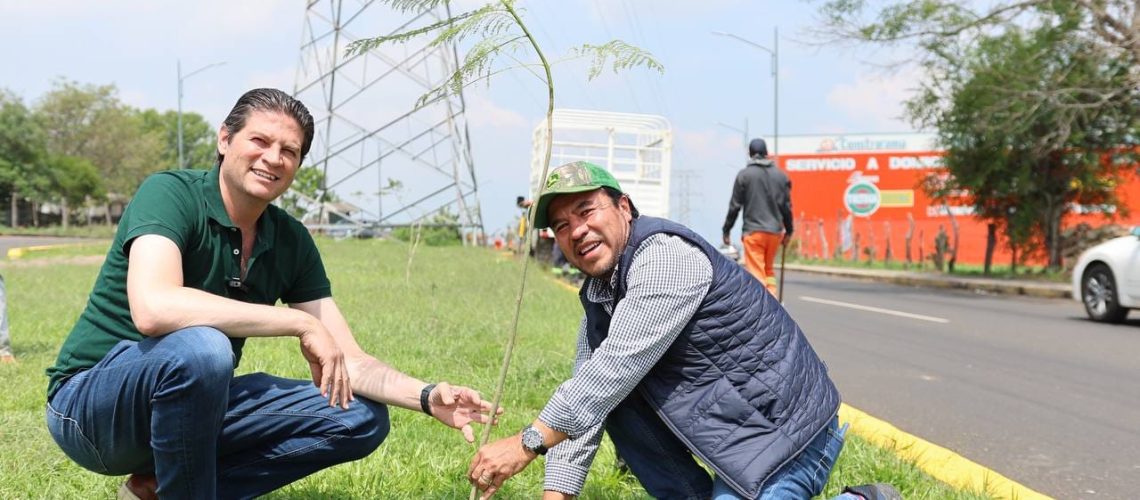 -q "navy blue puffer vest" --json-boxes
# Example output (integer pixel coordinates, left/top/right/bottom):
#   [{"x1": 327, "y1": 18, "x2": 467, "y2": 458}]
[{"x1": 582, "y1": 216, "x2": 841, "y2": 498}]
